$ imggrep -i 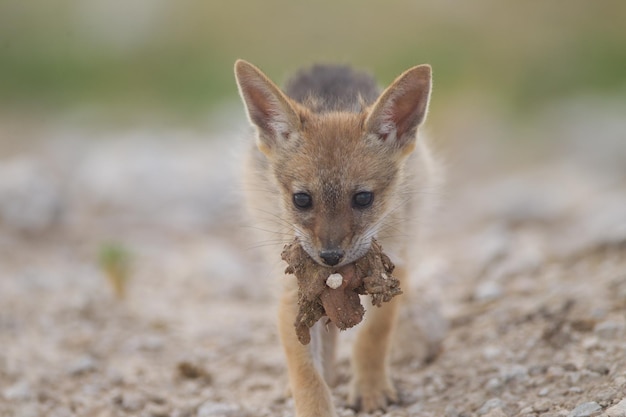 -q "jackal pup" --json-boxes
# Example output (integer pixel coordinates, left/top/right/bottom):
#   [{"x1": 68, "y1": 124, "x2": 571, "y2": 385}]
[{"x1": 235, "y1": 60, "x2": 438, "y2": 417}]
